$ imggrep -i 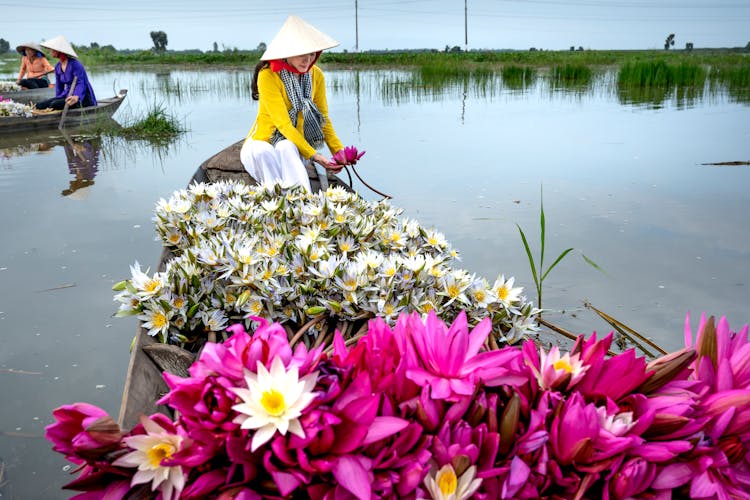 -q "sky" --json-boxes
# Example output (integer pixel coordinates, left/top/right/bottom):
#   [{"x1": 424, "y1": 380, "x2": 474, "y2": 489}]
[{"x1": 2, "y1": 0, "x2": 749, "y2": 53}]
